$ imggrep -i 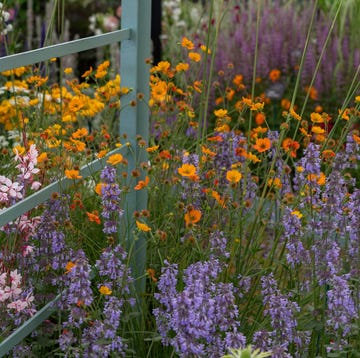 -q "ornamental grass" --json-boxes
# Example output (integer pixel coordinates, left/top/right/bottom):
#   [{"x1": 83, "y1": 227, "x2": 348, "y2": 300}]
[{"x1": 0, "y1": 0, "x2": 360, "y2": 357}]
